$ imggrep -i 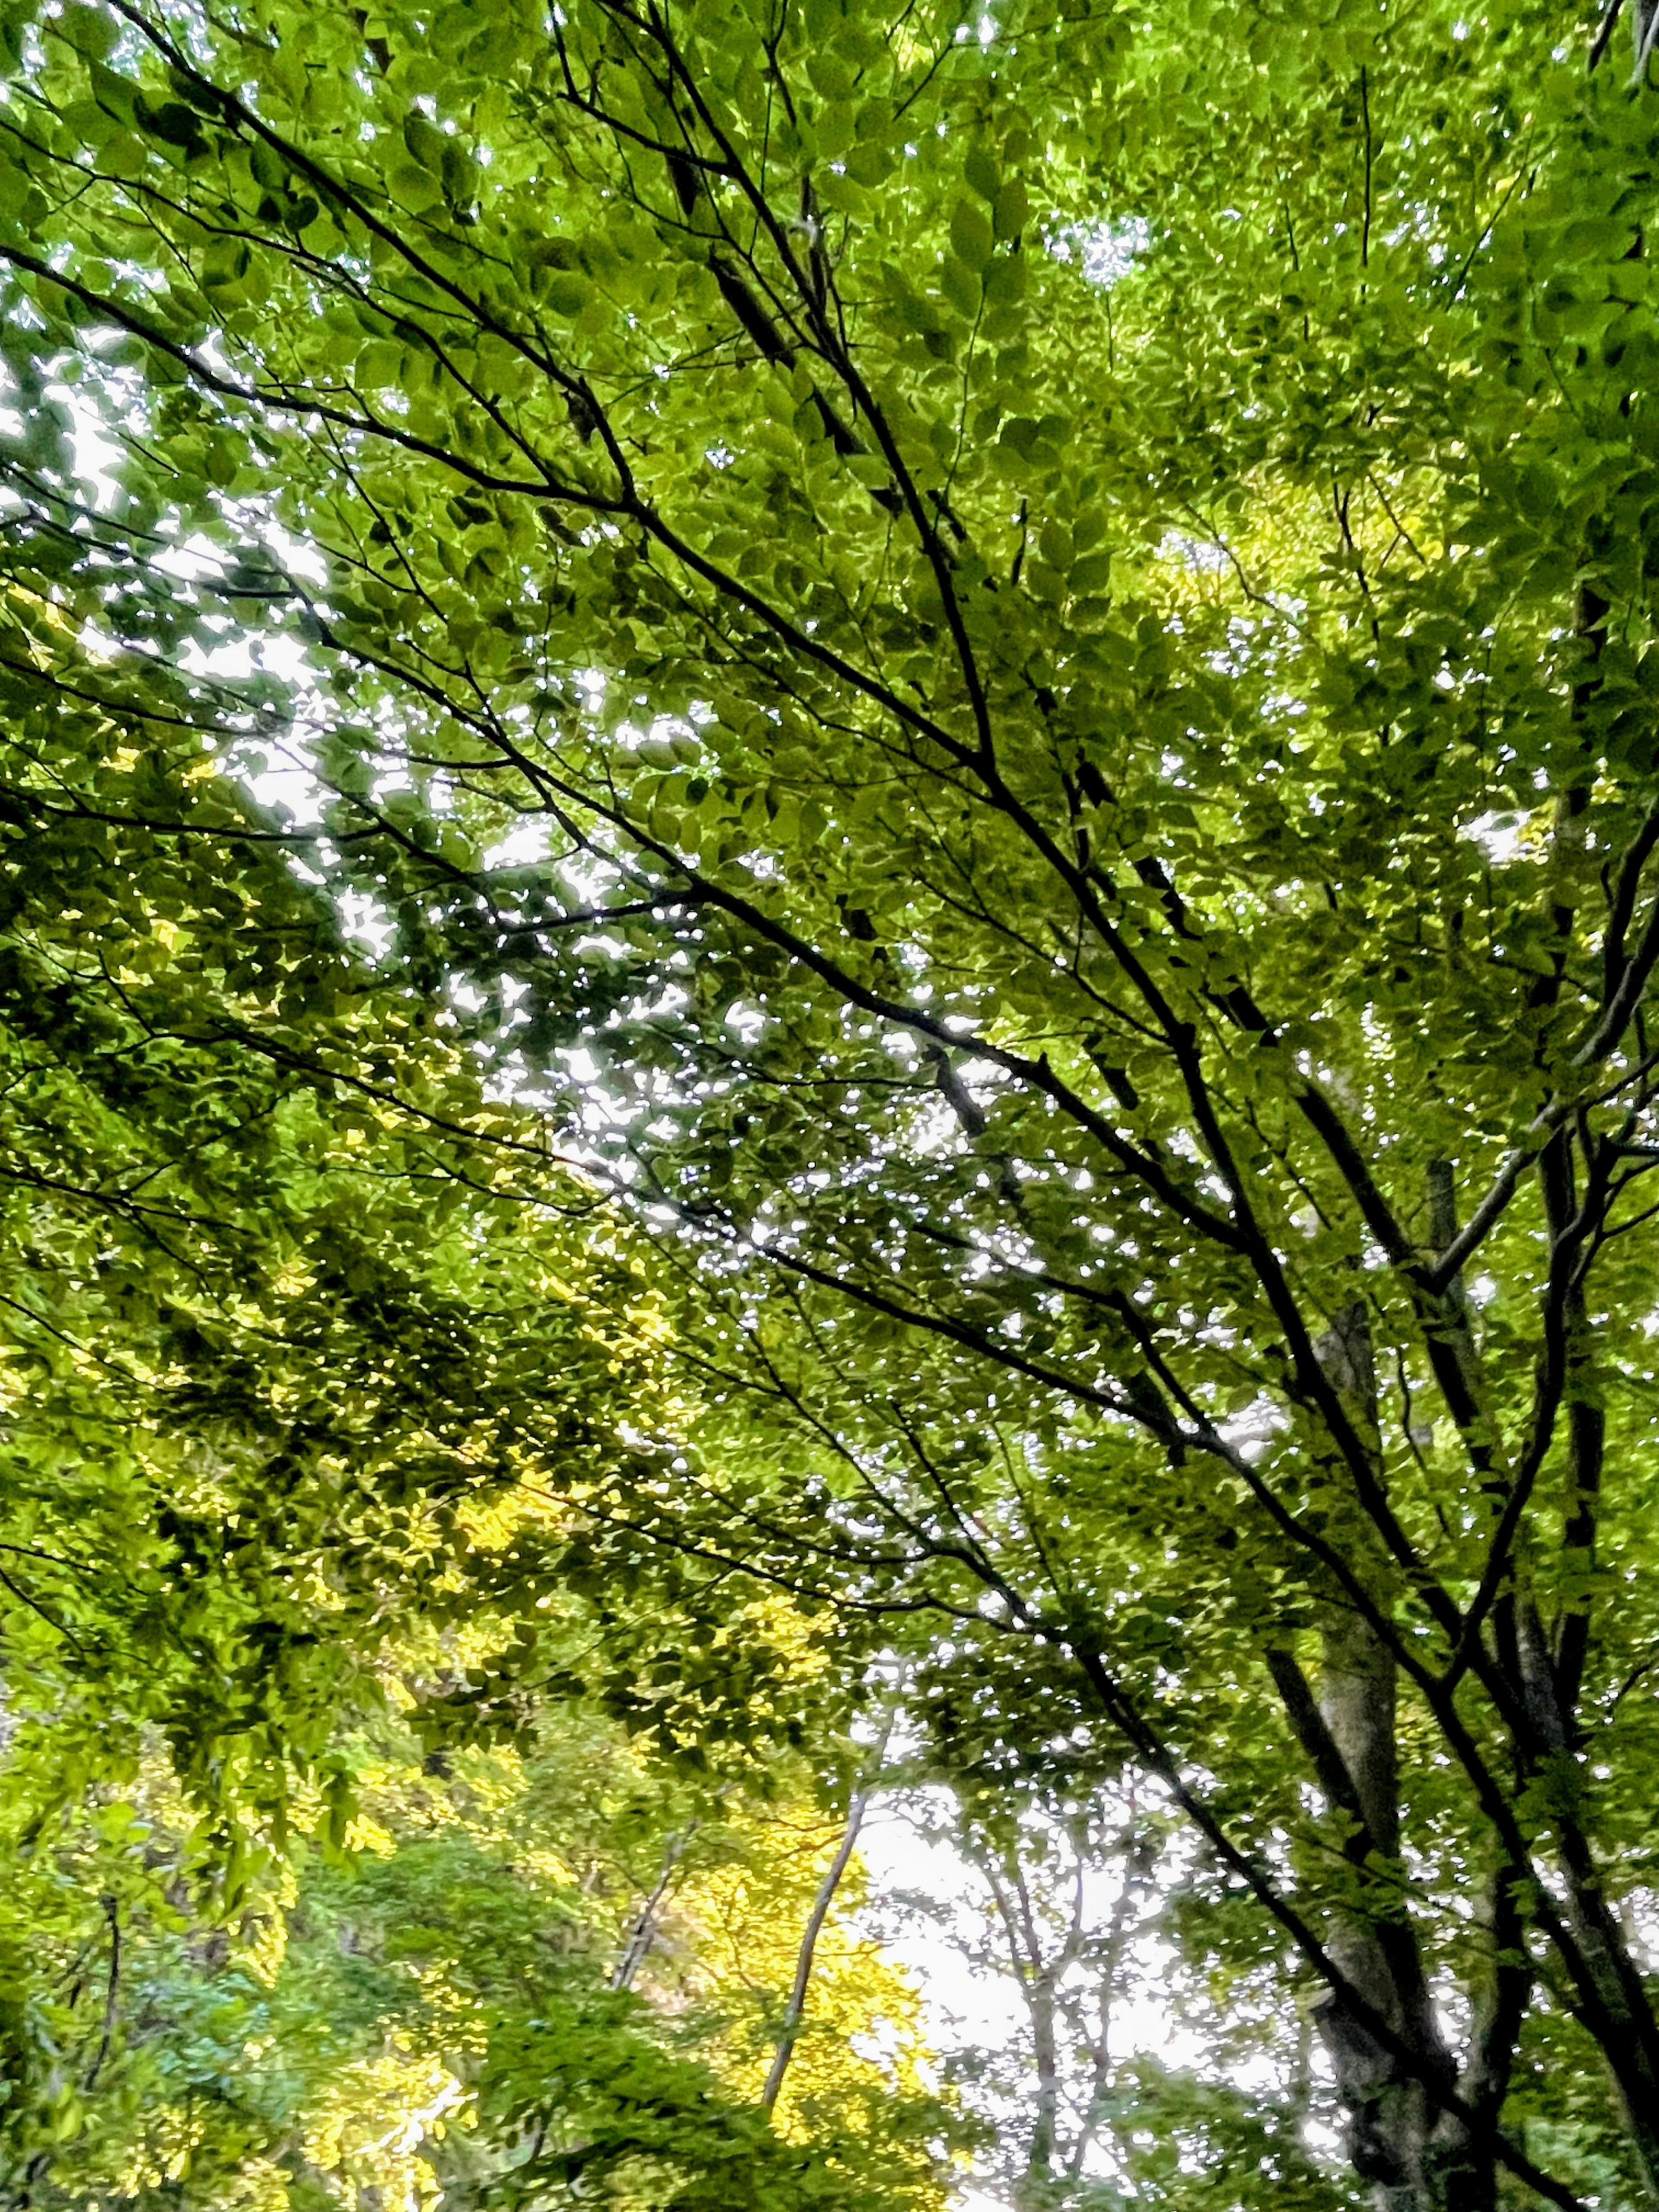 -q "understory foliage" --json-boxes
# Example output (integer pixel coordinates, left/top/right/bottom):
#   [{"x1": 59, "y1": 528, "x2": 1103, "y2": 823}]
[
  {"x1": 3, "y1": 0, "x2": 1659, "y2": 2205},
  {"x1": 3, "y1": 1691, "x2": 955, "y2": 2209}
]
